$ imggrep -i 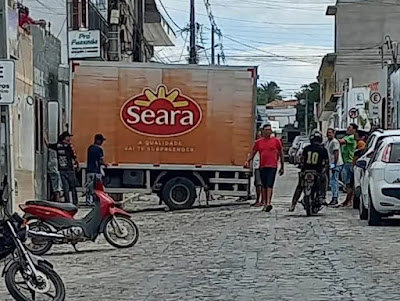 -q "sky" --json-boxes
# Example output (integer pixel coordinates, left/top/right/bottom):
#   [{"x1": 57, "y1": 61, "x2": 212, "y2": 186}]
[{"x1": 25, "y1": 0, "x2": 337, "y2": 98}]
